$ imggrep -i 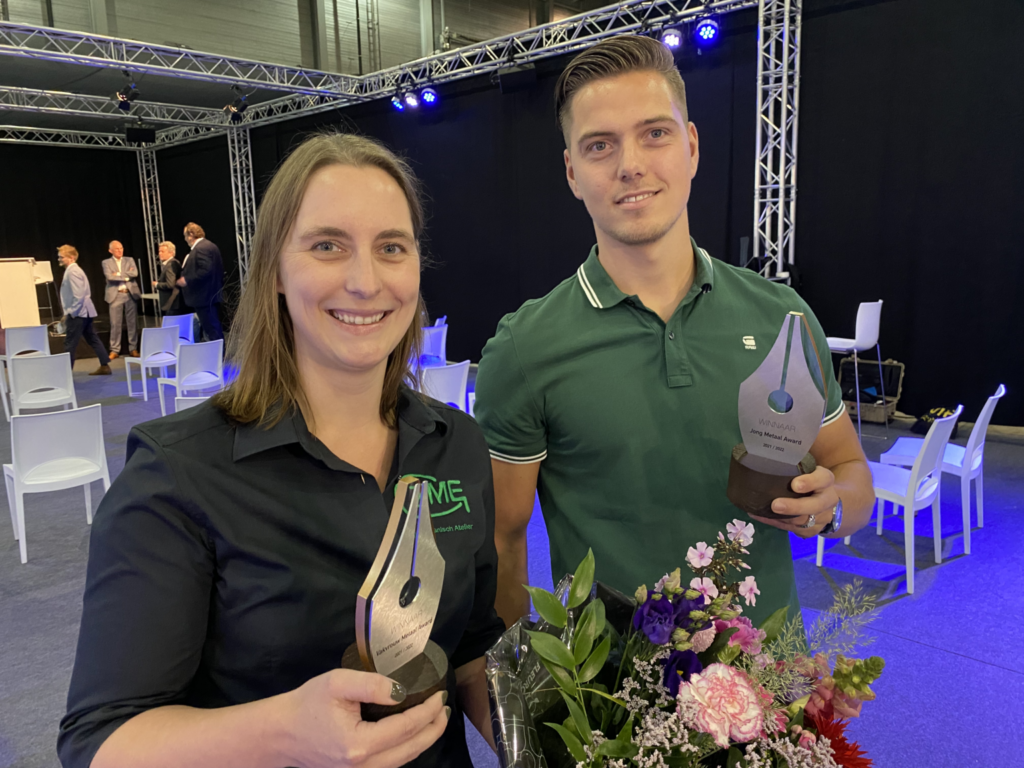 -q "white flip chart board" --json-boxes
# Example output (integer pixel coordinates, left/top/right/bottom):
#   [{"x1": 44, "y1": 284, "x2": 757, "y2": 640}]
[{"x1": 0, "y1": 258, "x2": 41, "y2": 328}]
